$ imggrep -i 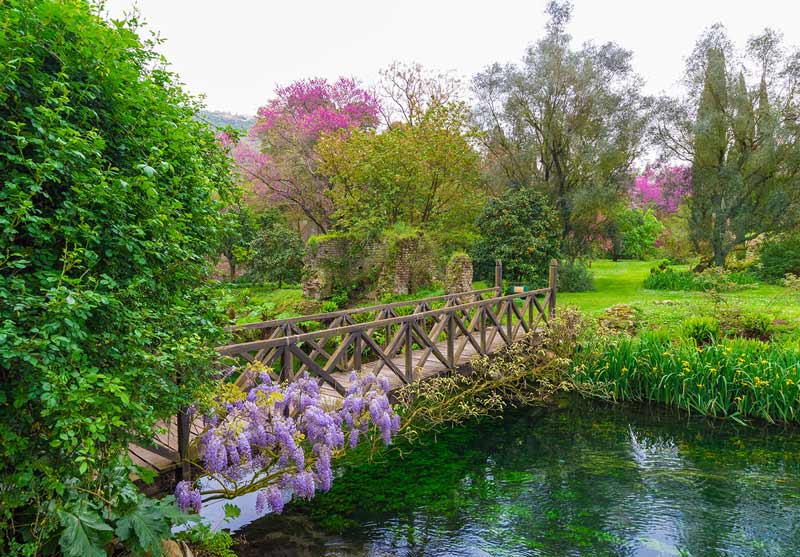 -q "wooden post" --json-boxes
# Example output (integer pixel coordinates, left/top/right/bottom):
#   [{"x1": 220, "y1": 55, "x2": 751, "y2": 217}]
[
  {"x1": 480, "y1": 308, "x2": 487, "y2": 353},
  {"x1": 282, "y1": 344, "x2": 293, "y2": 380},
  {"x1": 548, "y1": 258, "x2": 558, "y2": 319},
  {"x1": 353, "y1": 333, "x2": 362, "y2": 371},
  {"x1": 494, "y1": 259, "x2": 503, "y2": 297},
  {"x1": 176, "y1": 408, "x2": 191, "y2": 483},
  {"x1": 446, "y1": 313, "x2": 455, "y2": 369},
  {"x1": 405, "y1": 323, "x2": 413, "y2": 382},
  {"x1": 506, "y1": 301, "x2": 513, "y2": 342}
]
